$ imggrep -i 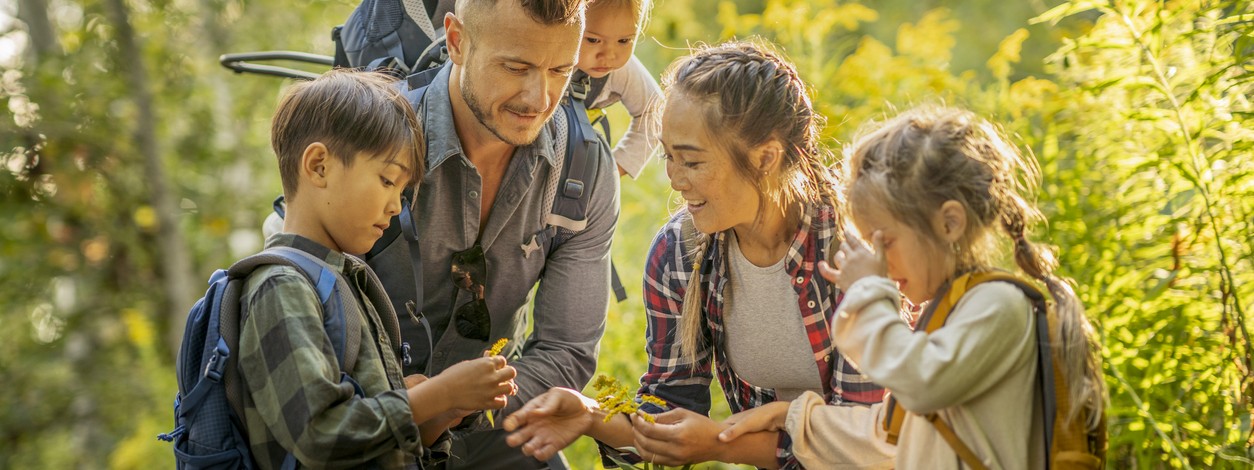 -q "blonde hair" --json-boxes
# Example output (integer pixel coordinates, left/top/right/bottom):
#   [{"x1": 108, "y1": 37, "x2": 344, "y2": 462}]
[
  {"x1": 661, "y1": 40, "x2": 840, "y2": 363},
  {"x1": 845, "y1": 105, "x2": 1105, "y2": 429},
  {"x1": 587, "y1": 0, "x2": 652, "y2": 31}
]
